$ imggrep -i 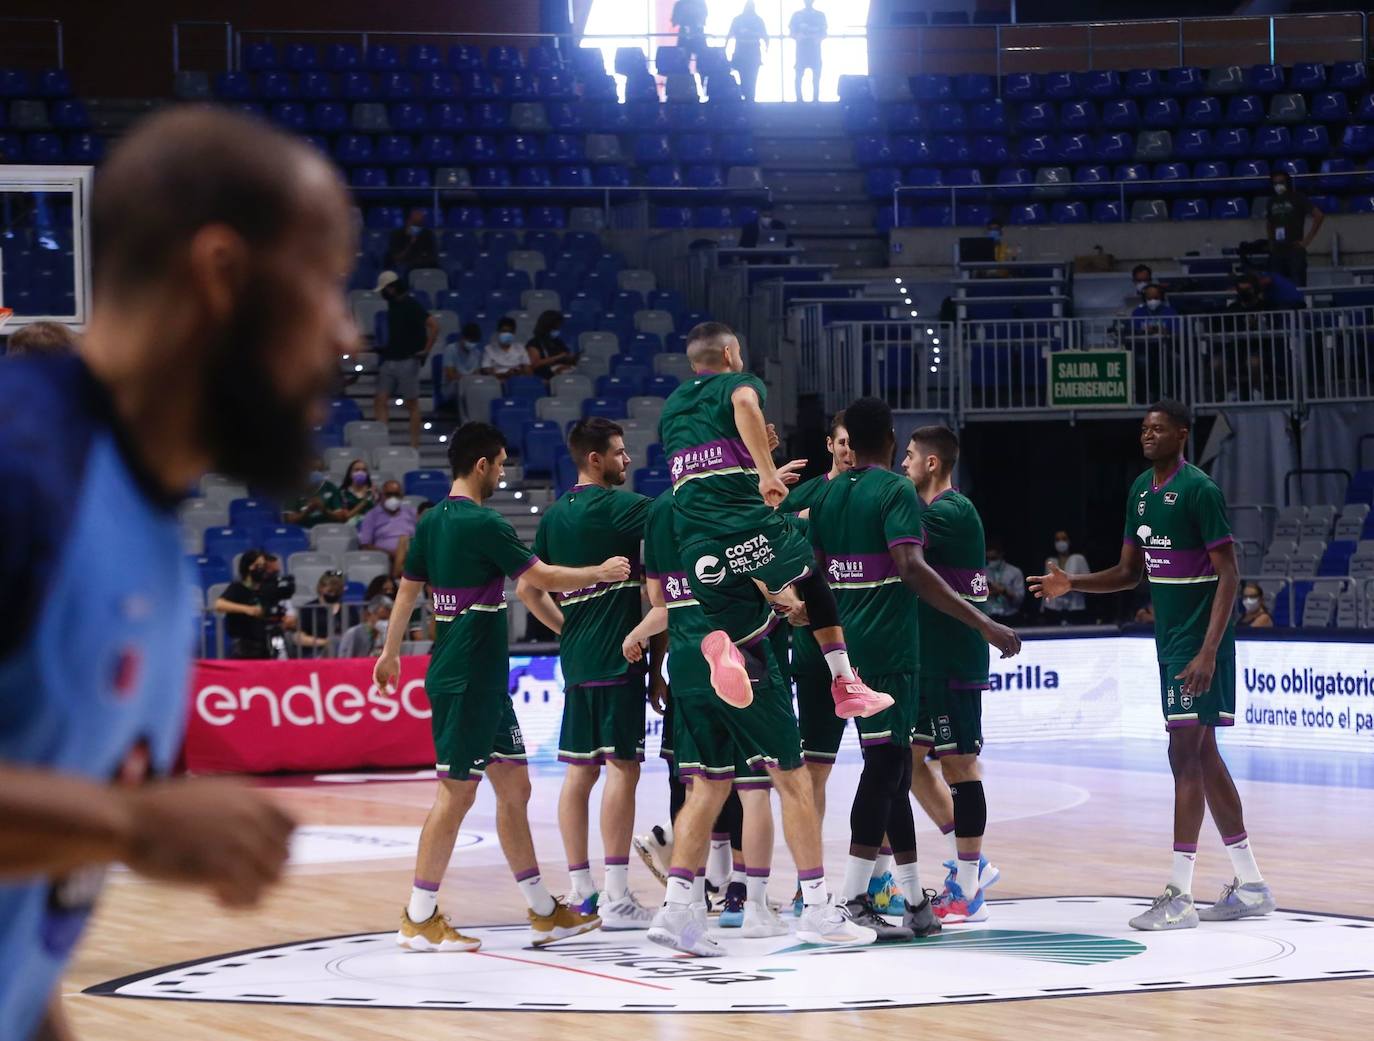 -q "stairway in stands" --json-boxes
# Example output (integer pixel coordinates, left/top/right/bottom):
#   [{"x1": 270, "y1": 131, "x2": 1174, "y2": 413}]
[{"x1": 750, "y1": 103, "x2": 886, "y2": 270}]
